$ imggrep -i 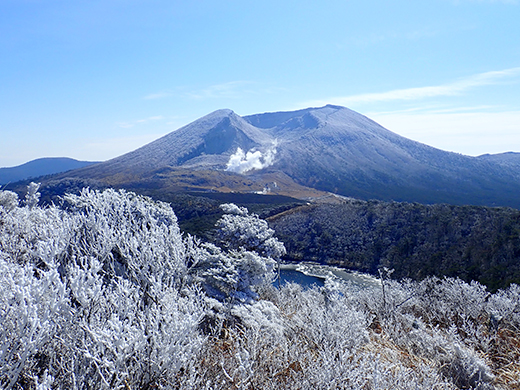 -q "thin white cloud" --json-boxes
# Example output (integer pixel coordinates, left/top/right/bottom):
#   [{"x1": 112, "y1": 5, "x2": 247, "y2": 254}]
[
  {"x1": 366, "y1": 105, "x2": 498, "y2": 116},
  {"x1": 369, "y1": 110, "x2": 520, "y2": 156},
  {"x1": 455, "y1": 0, "x2": 518, "y2": 4},
  {"x1": 187, "y1": 81, "x2": 255, "y2": 100},
  {"x1": 83, "y1": 133, "x2": 166, "y2": 161},
  {"x1": 413, "y1": 105, "x2": 498, "y2": 114},
  {"x1": 303, "y1": 67, "x2": 520, "y2": 107},
  {"x1": 143, "y1": 92, "x2": 173, "y2": 100},
  {"x1": 117, "y1": 115, "x2": 164, "y2": 128},
  {"x1": 117, "y1": 122, "x2": 135, "y2": 129}
]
